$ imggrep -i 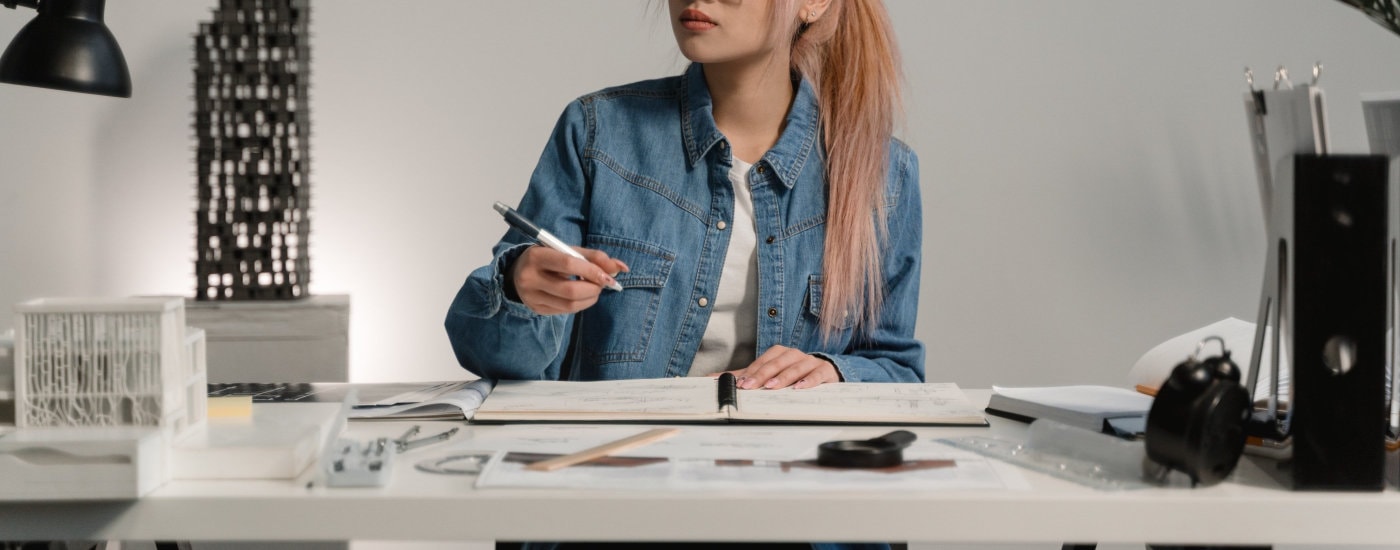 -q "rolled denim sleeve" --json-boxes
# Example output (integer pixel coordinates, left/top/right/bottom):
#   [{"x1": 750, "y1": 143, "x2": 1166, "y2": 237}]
[
  {"x1": 813, "y1": 145, "x2": 925, "y2": 383},
  {"x1": 444, "y1": 100, "x2": 593, "y2": 381}
]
